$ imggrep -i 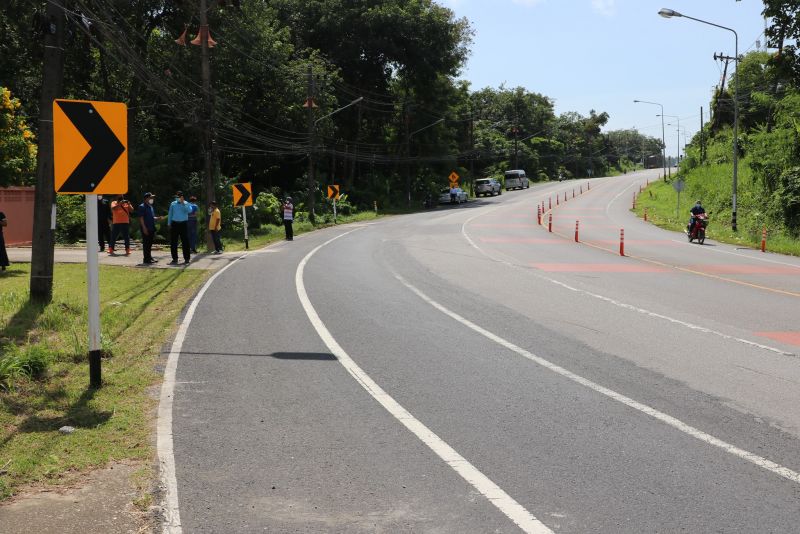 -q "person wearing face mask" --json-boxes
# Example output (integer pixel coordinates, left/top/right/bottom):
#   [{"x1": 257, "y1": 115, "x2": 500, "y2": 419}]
[
  {"x1": 137, "y1": 192, "x2": 163, "y2": 265},
  {"x1": 167, "y1": 191, "x2": 192, "y2": 265}
]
